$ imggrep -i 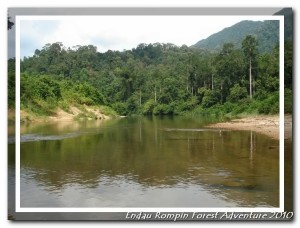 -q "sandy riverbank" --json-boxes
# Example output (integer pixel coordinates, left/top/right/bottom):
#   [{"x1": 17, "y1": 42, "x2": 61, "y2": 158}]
[
  {"x1": 206, "y1": 115, "x2": 292, "y2": 140},
  {"x1": 16, "y1": 105, "x2": 112, "y2": 123}
]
